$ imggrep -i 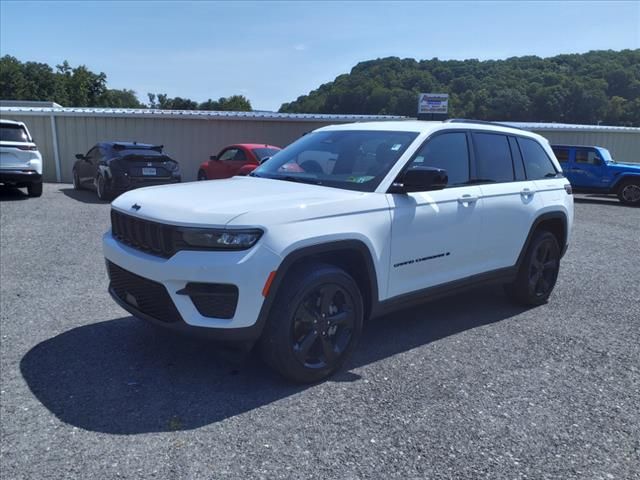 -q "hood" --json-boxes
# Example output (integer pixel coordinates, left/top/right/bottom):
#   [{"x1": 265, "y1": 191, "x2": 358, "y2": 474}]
[
  {"x1": 111, "y1": 176, "x2": 368, "y2": 227},
  {"x1": 609, "y1": 161, "x2": 640, "y2": 172}
]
